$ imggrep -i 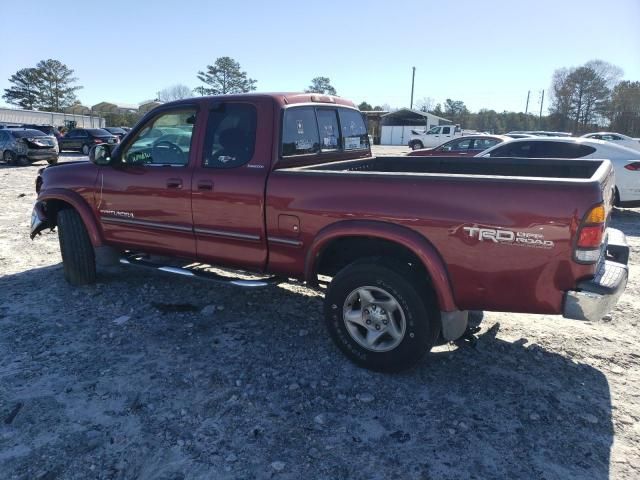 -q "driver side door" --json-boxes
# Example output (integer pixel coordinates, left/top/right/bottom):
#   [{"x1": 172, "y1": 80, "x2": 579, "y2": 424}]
[{"x1": 96, "y1": 106, "x2": 199, "y2": 256}]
